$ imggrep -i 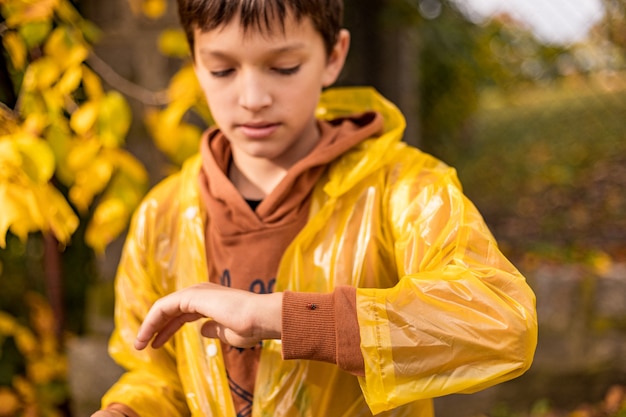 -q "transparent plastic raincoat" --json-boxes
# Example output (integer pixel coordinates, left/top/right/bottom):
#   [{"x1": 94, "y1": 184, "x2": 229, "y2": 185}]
[{"x1": 102, "y1": 87, "x2": 537, "y2": 416}]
